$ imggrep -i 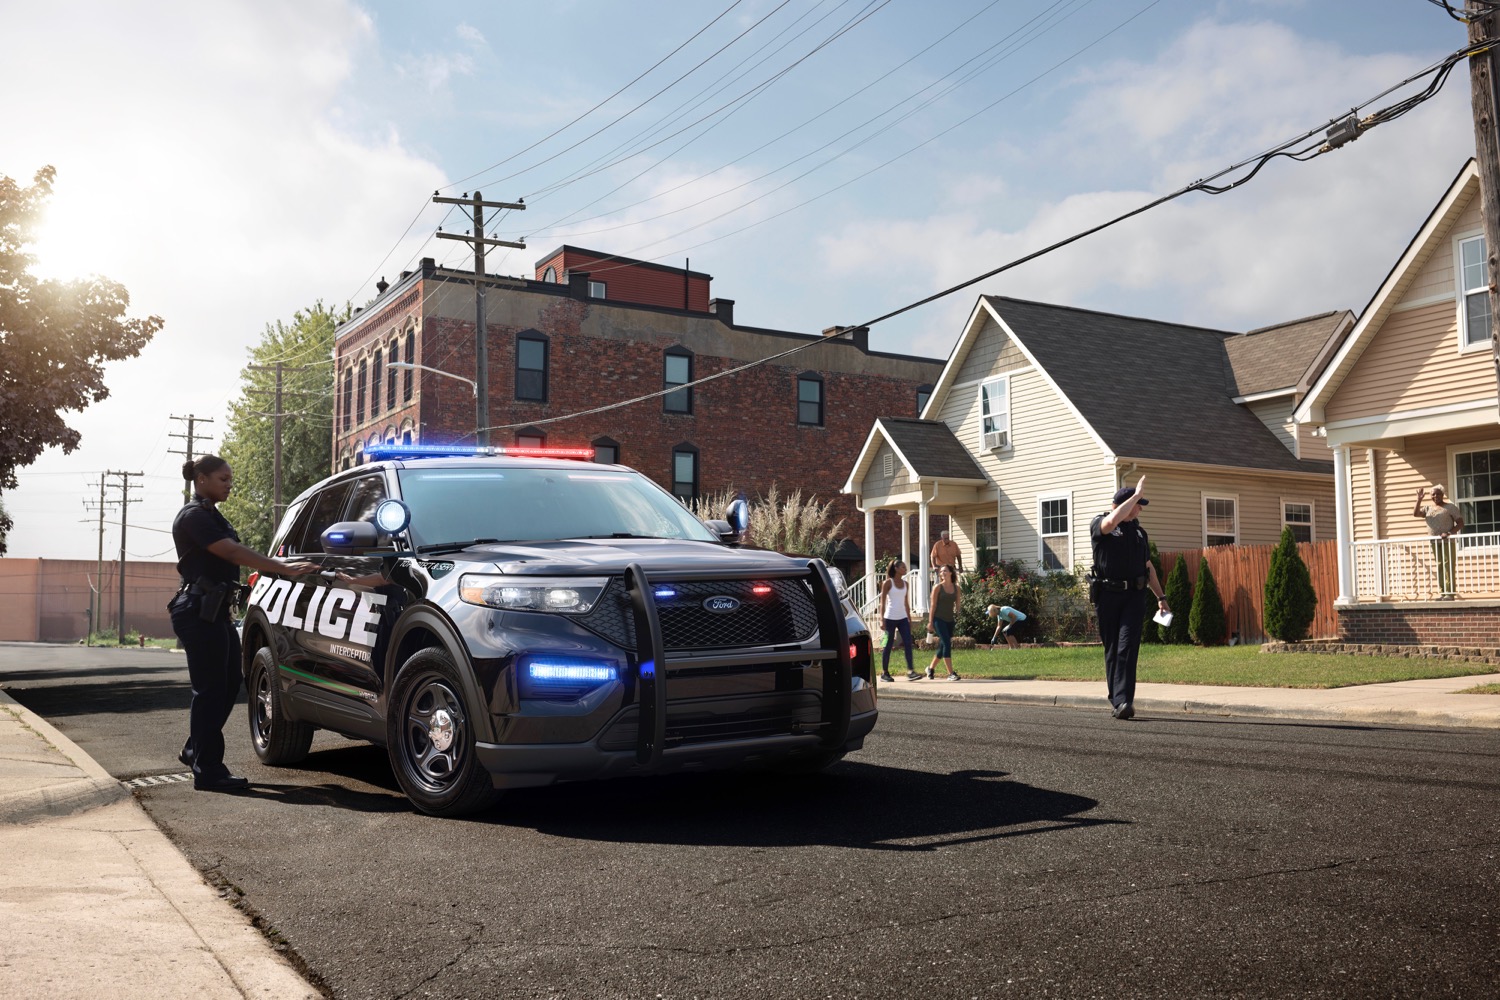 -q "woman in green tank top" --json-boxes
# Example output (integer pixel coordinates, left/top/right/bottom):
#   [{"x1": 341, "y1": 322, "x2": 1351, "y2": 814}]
[{"x1": 925, "y1": 564, "x2": 961, "y2": 681}]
